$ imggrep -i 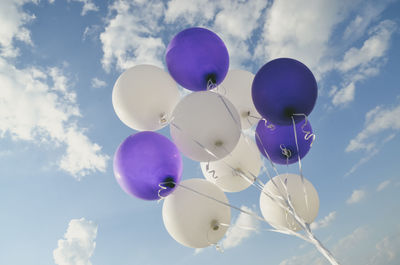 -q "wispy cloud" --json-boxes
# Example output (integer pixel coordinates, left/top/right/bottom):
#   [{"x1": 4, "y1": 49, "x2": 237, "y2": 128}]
[
  {"x1": 220, "y1": 206, "x2": 260, "y2": 250},
  {"x1": 91, "y1": 77, "x2": 107, "y2": 88},
  {"x1": 0, "y1": 58, "x2": 109, "y2": 178},
  {"x1": 346, "y1": 189, "x2": 366, "y2": 204},
  {"x1": 100, "y1": 0, "x2": 165, "y2": 71},
  {"x1": 310, "y1": 211, "x2": 337, "y2": 230},
  {"x1": 331, "y1": 20, "x2": 396, "y2": 106},
  {"x1": 69, "y1": 0, "x2": 99, "y2": 16},
  {"x1": 346, "y1": 104, "x2": 400, "y2": 152},
  {"x1": 53, "y1": 218, "x2": 98, "y2": 265},
  {"x1": 344, "y1": 102, "x2": 400, "y2": 176},
  {"x1": 0, "y1": 0, "x2": 36, "y2": 58},
  {"x1": 279, "y1": 226, "x2": 369, "y2": 265},
  {"x1": 377, "y1": 180, "x2": 391, "y2": 192}
]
